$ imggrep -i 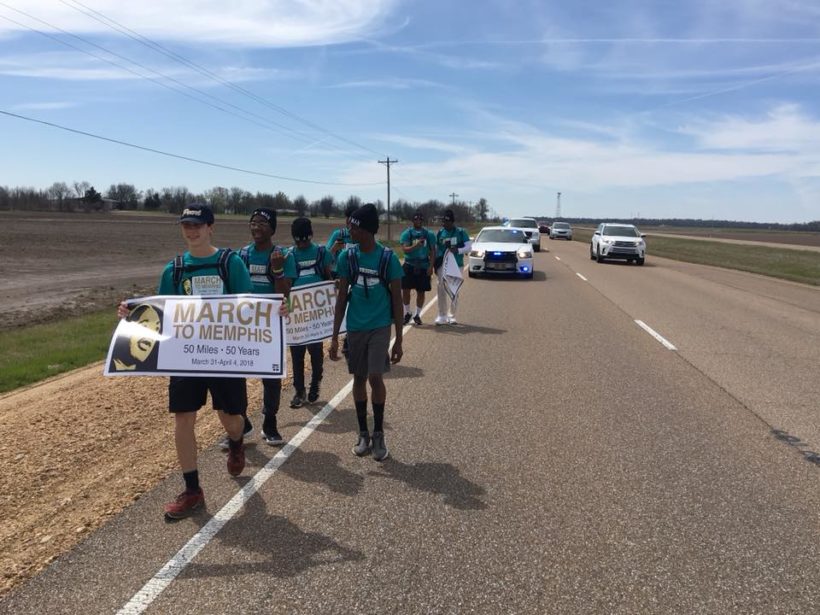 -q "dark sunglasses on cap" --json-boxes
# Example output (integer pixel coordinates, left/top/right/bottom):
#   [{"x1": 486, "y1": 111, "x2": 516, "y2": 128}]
[{"x1": 412, "y1": 214, "x2": 424, "y2": 220}]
